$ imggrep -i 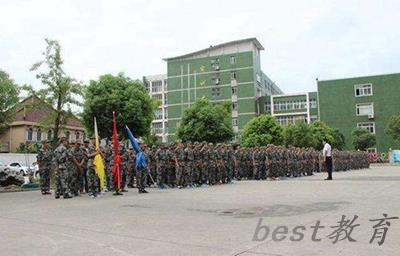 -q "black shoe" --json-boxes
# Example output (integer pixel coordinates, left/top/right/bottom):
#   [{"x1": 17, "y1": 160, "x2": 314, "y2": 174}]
[
  {"x1": 122, "y1": 189, "x2": 128, "y2": 192},
  {"x1": 55, "y1": 195, "x2": 60, "y2": 199},
  {"x1": 64, "y1": 193, "x2": 72, "y2": 199},
  {"x1": 138, "y1": 189, "x2": 148, "y2": 194}
]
